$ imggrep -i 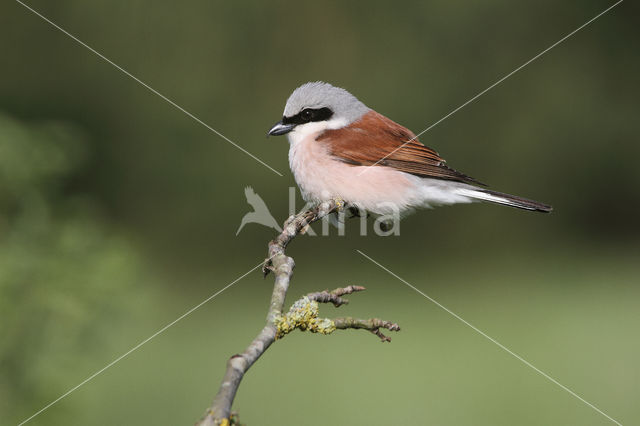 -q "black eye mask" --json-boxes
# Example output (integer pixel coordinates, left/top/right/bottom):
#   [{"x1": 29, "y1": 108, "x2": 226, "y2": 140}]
[{"x1": 282, "y1": 107, "x2": 333, "y2": 126}]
